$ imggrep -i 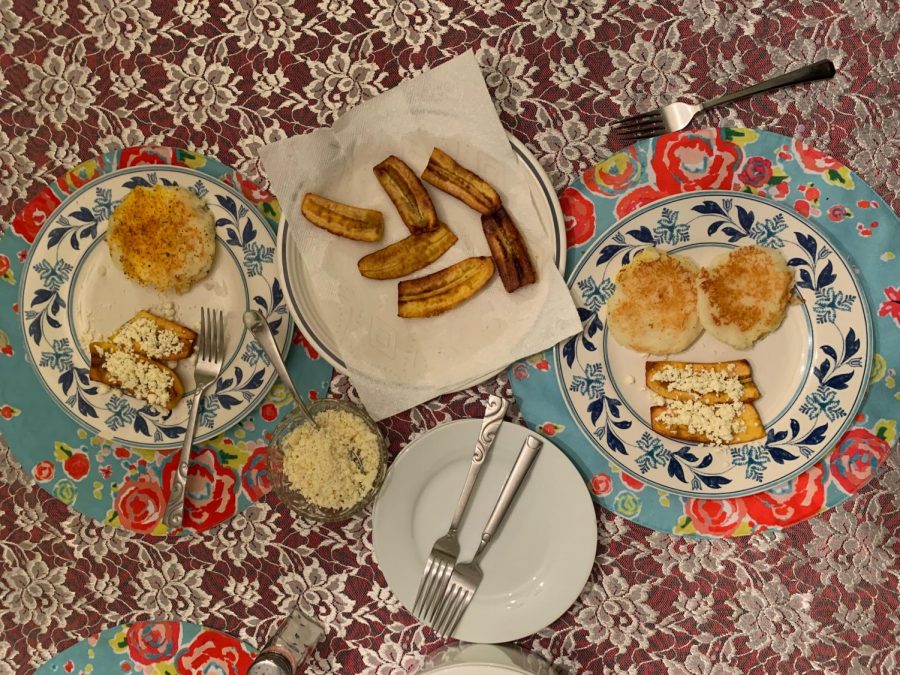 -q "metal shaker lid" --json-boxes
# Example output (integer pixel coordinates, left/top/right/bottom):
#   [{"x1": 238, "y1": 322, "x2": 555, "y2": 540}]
[{"x1": 248, "y1": 652, "x2": 292, "y2": 675}]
